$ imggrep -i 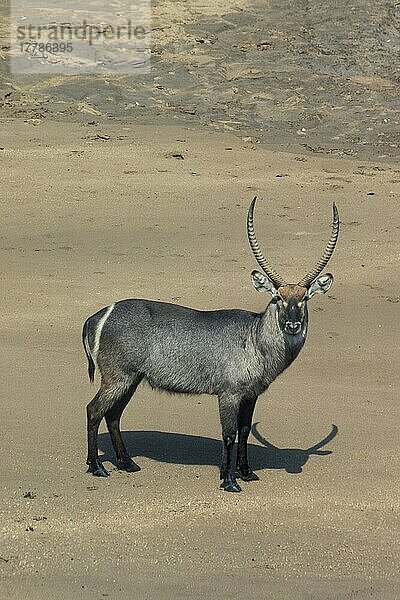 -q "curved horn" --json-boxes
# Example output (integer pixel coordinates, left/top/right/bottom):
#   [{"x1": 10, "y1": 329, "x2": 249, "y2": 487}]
[
  {"x1": 247, "y1": 197, "x2": 286, "y2": 288},
  {"x1": 298, "y1": 203, "x2": 340, "y2": 288}
]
